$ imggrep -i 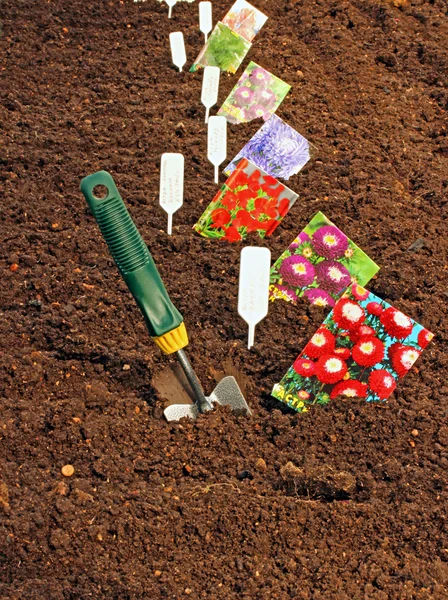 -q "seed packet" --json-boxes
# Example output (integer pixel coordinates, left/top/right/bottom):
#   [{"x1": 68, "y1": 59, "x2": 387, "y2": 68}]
[
  {"x1": 272, "y1": 285, "x2": 434, "y2": 412},
  {"x1": 222, "y1": 0, "x2": 268, "y2": 42},
  {"x1": 224, "y1": 114, "x2": 311, "y2": 180},
  {"x1": 217, "y1": 61, "x2": 291, "y2": 124},
  {"x1": 190, "y1": 22, "x2": 252, "y2": 74},
  {"x1": 193, "y1": 158, "x2": 298, "y2": 242},
  {"x1": 270, "y1": 212, "x2": 379, "y2": 308}
]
